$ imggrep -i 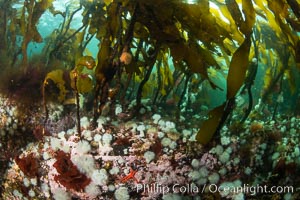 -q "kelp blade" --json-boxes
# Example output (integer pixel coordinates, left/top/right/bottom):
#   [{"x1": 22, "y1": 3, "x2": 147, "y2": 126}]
[
  {"x1": 196, "y1": 104, "x2": 225, "y2": 145},
  {"x1": 226, "y1": 36, "x2": 251, "y2": 99}
]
